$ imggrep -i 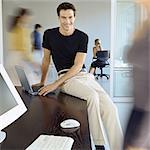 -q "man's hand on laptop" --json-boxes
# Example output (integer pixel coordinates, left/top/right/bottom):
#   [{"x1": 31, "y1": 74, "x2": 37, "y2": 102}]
[
  {"x1": 32, "y1": 83, "x2": 44, "y2": 92},
  {"x1": 38, "y1": 82, "x2": 58, "y2": 96}
]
